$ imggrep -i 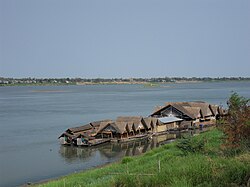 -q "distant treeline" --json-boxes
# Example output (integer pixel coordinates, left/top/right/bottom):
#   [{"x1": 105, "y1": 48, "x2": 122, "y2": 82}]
[{"x1": 0, "y1": 77, "x2": 249, "y2": 86}]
